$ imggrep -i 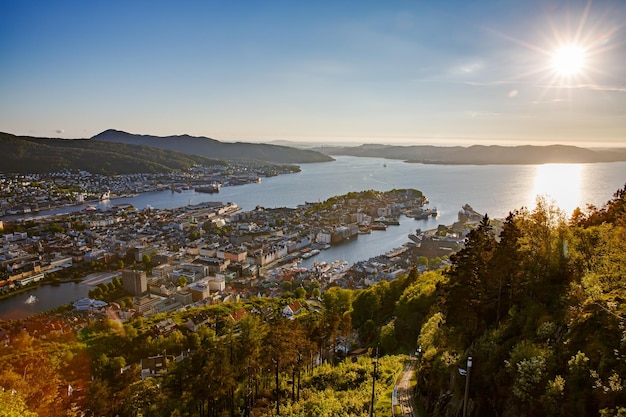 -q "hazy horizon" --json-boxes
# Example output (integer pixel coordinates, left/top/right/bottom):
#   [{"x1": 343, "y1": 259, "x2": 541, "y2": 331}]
[
  {"x1": 6, "y1": 128, "x2": 626, "y2": 150},
  {"x1": 2, "y1": 1, "x2": 625, "y2": 147}
]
